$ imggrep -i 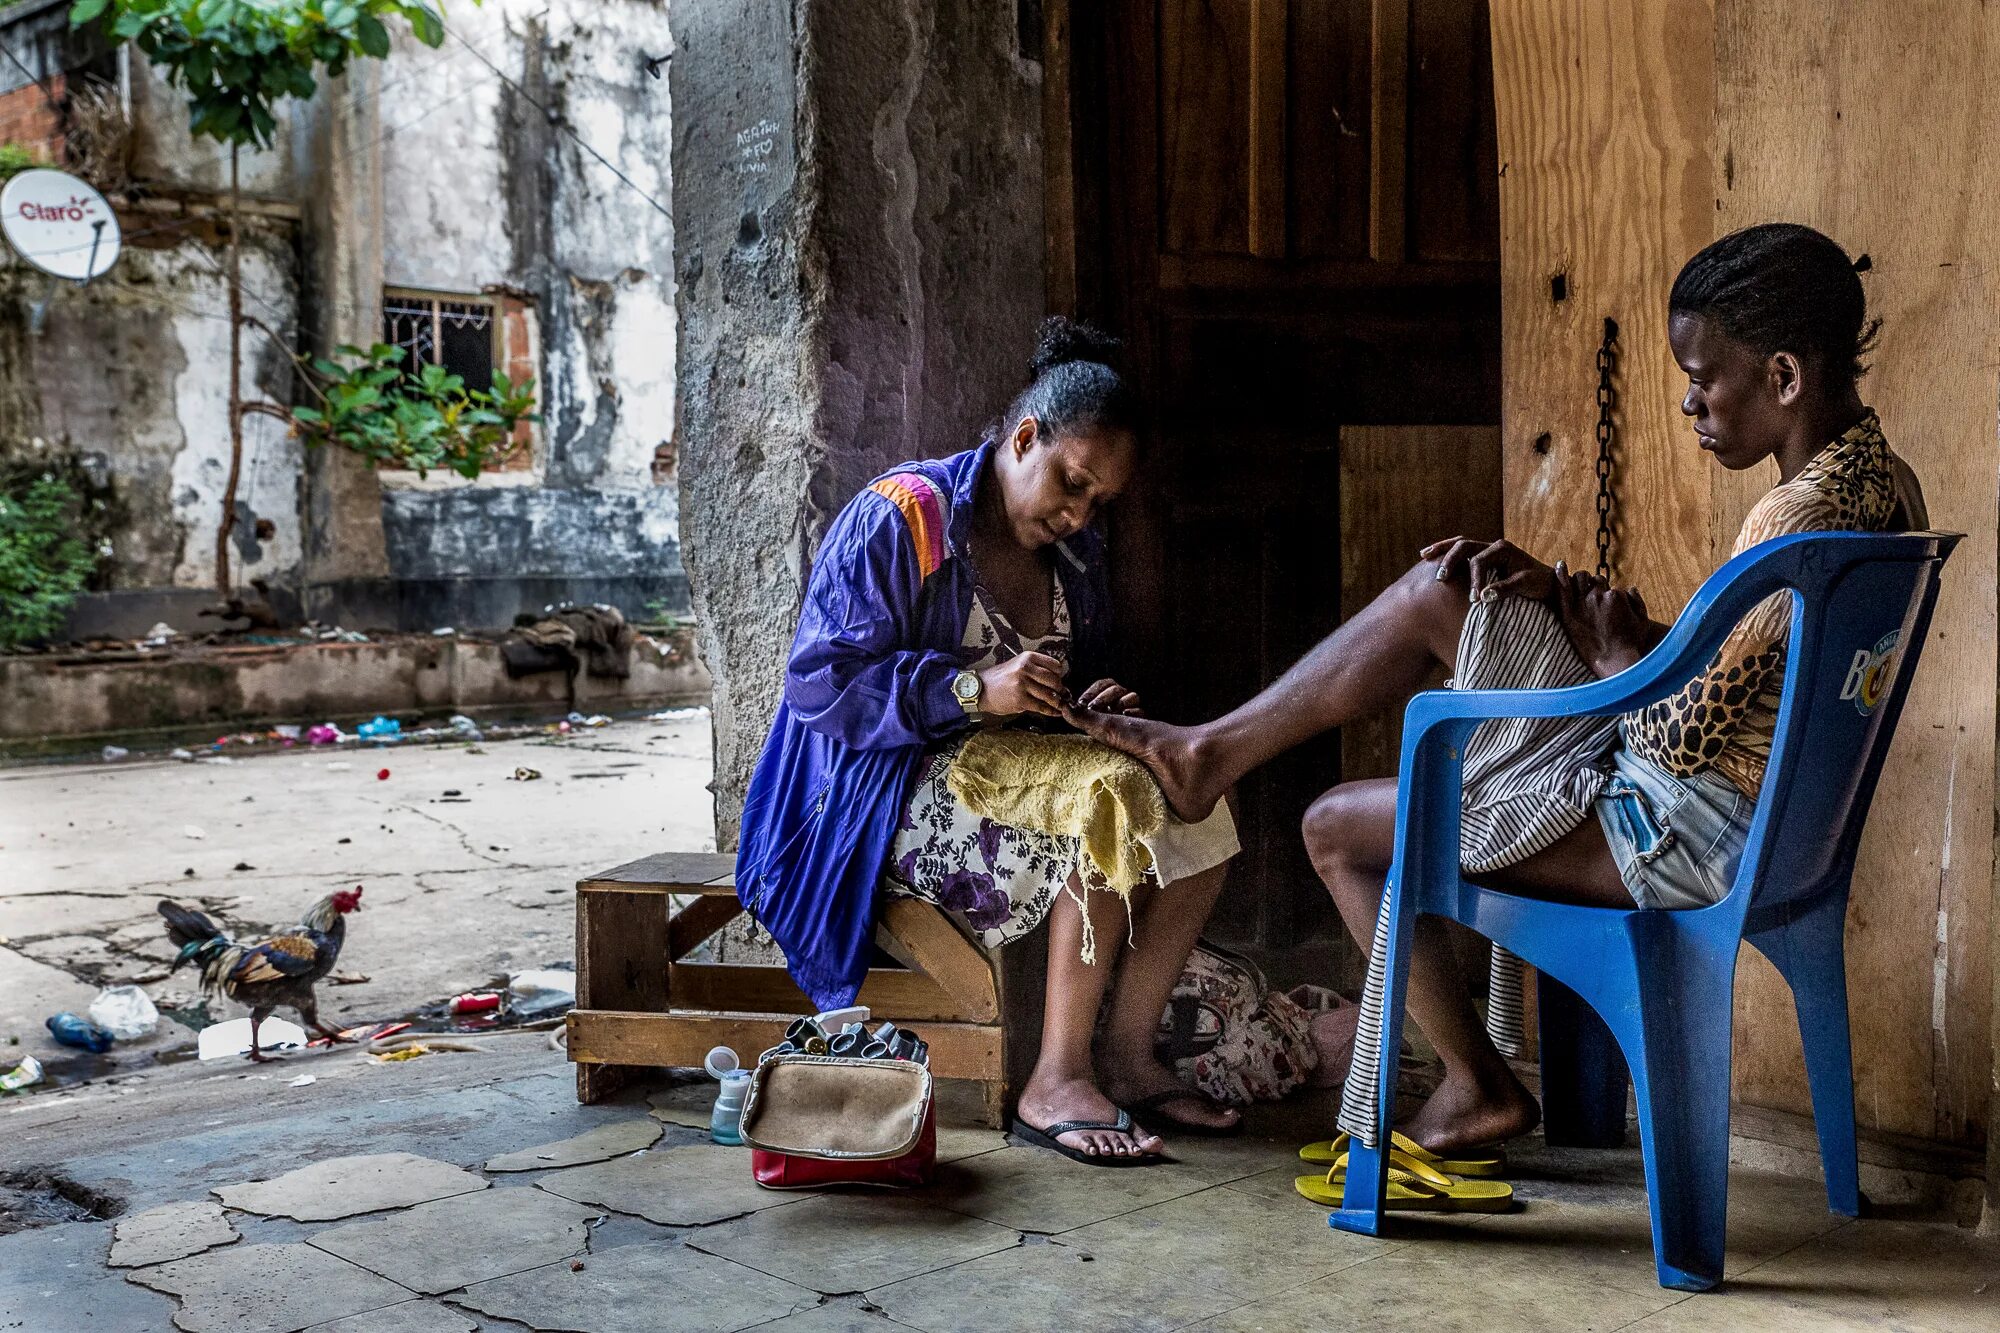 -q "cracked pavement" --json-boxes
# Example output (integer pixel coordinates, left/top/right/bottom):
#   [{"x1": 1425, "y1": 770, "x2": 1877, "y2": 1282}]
[
  {"x1": 8, "y1": 1048, "x2": 1993, "y2": 1332},
  {"x1": 0, "y1": 713, "x2": 715, "y2": 1077}
]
